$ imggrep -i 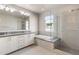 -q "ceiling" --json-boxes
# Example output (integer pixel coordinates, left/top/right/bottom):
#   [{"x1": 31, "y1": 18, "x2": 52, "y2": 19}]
[
  {"x1": 16, "y1": 4, "x2": 79, "y2": 14},
  {"x1": 16, "y1": 4, "x2": 65, "y2": 14}
]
